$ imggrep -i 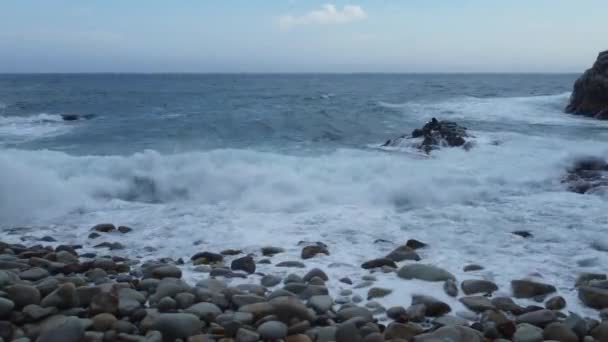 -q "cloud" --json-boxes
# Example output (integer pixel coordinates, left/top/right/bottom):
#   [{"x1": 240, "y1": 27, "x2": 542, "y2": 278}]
[{"x1": 278, "y1": 4, "x2": 367, "y2": 29}]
